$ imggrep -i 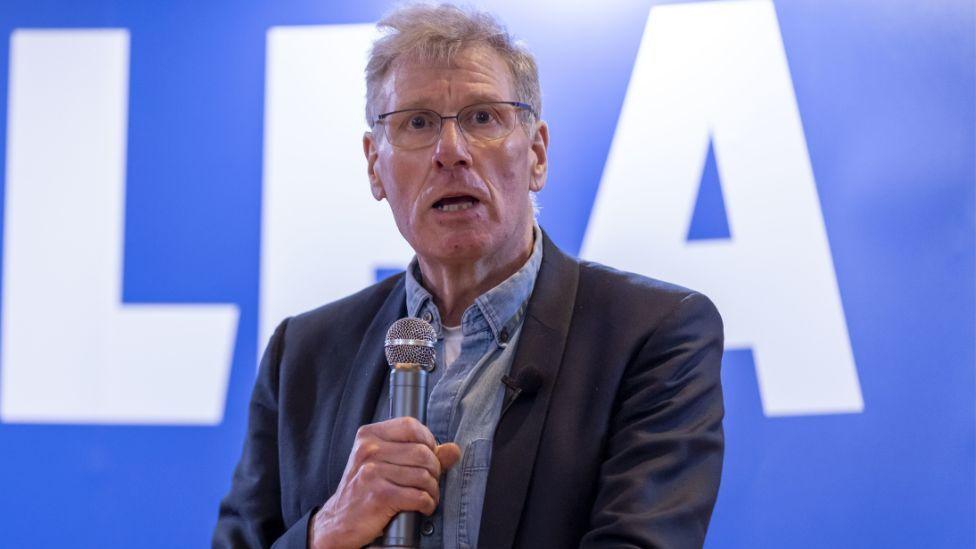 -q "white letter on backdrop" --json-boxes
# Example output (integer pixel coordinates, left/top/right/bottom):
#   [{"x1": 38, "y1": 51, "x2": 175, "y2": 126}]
[
  {"x1": 260, "y1": 25, "x2": 413, "y2": 356},
  {"x1": 1, "y1": 30, "x2": 239, "y2": 424},
  {"x1": 582, "y1": 1, "x2": 863, "y2": 416}
]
